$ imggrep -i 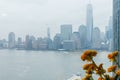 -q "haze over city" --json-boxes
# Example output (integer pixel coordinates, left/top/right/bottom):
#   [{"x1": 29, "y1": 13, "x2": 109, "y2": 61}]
[{"x1": 0, "y1": 0, "x2": 112, "y2": 39}]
